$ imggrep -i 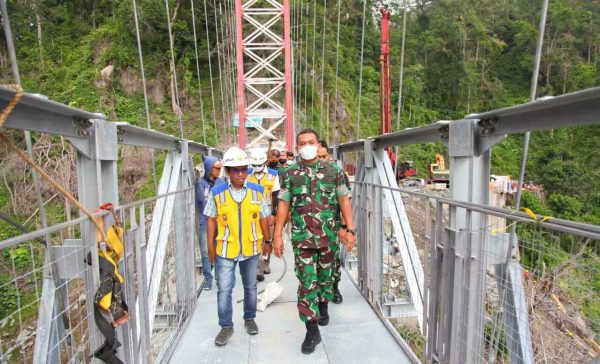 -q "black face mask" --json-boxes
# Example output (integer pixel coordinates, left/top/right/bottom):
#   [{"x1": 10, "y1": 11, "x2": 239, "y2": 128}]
[
  {"x1": 268, "y1": 161, "x2": 279, "y2": 168},
  {"x1": 279, "y1": 159, "x2": 287, "y2": 165}
]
